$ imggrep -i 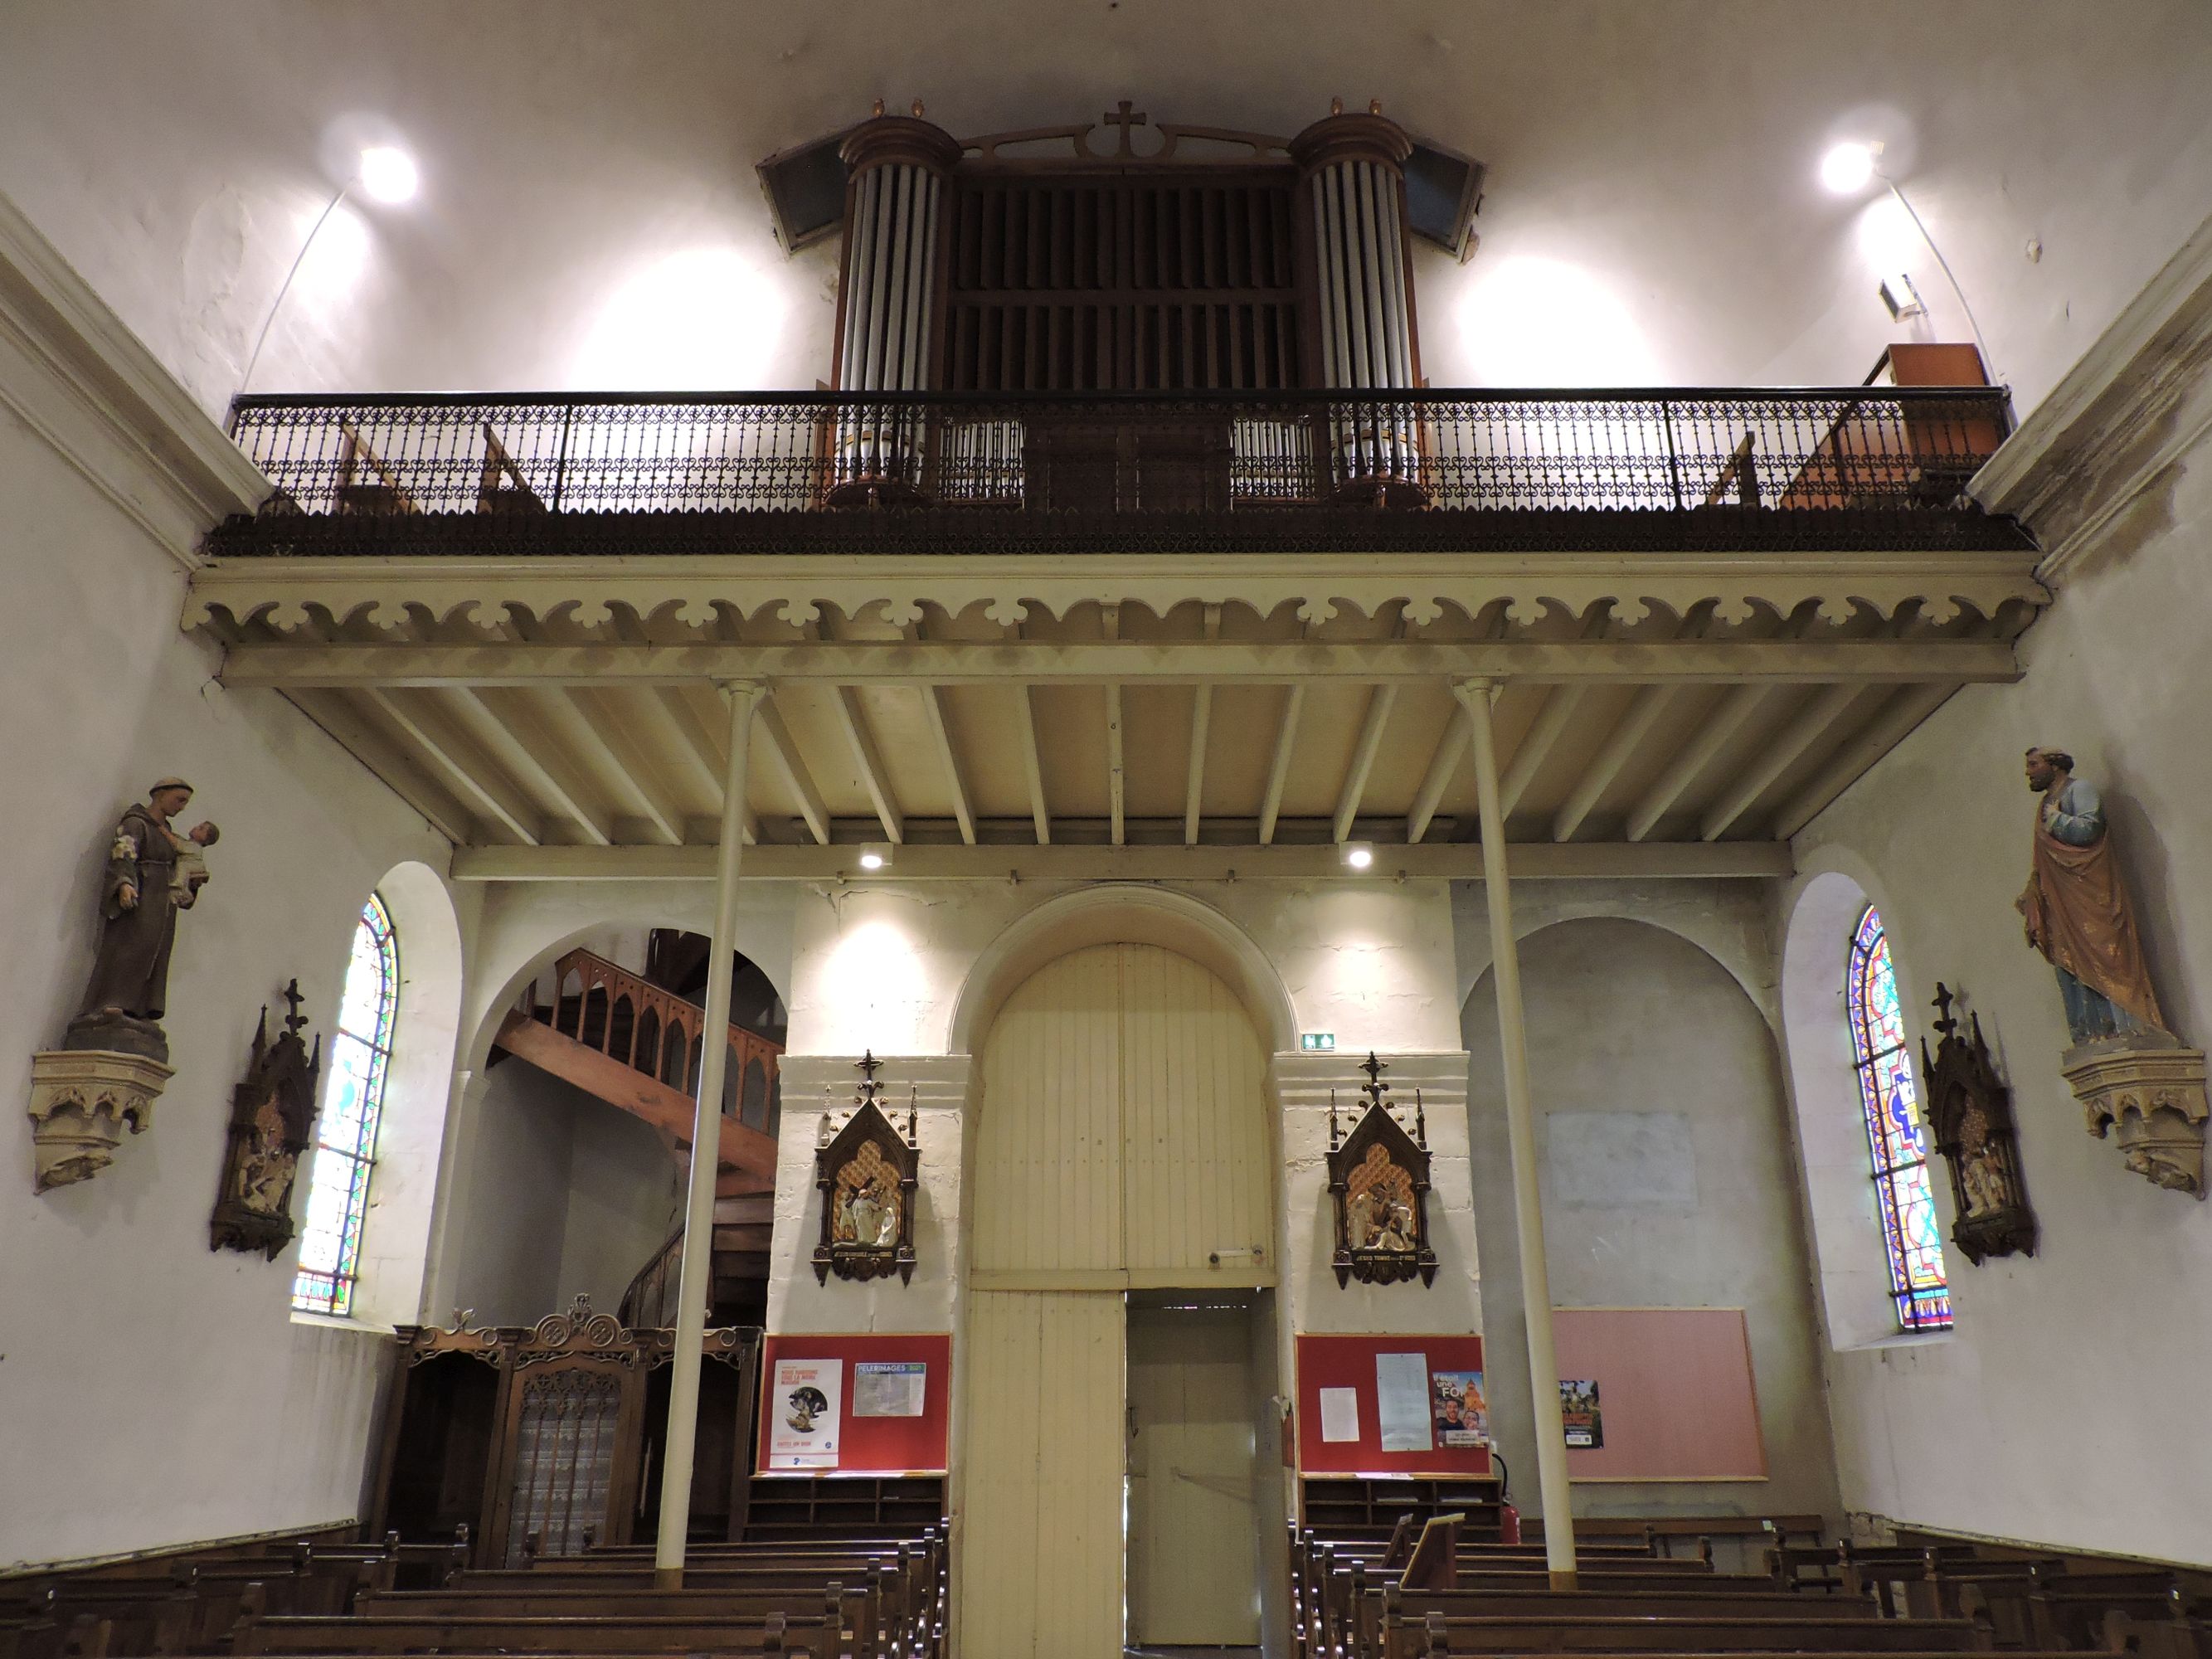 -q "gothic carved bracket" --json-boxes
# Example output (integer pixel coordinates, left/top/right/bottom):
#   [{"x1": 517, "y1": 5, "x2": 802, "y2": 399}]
[
  {"x1": 27, "y1": 1048, "x2": 172, "y2": 1194},
  {"x1": 2064, "y1": 1038, "x2": 2210, "y2": 1199},
  {"x1": 1326, "y1": 1053, "x2": 1437, "y2": 1288}
]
